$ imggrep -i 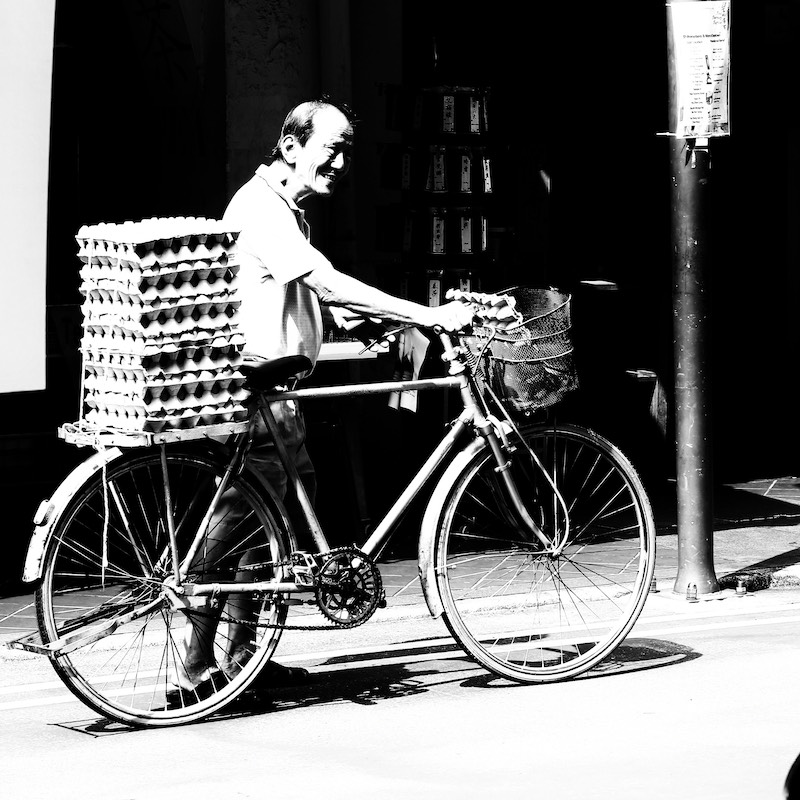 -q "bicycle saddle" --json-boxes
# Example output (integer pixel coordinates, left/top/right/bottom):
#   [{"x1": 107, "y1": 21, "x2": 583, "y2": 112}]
[{"x1": 242, "y1": 355, "x2": 312, "y2": 391}]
